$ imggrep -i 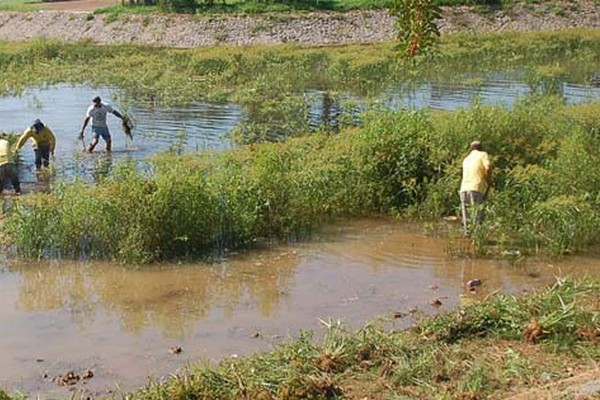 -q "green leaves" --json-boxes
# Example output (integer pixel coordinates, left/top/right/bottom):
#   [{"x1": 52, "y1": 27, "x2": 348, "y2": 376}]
[{"x1": 390, "y1": 0, "x2": 442, "y2": 58}]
